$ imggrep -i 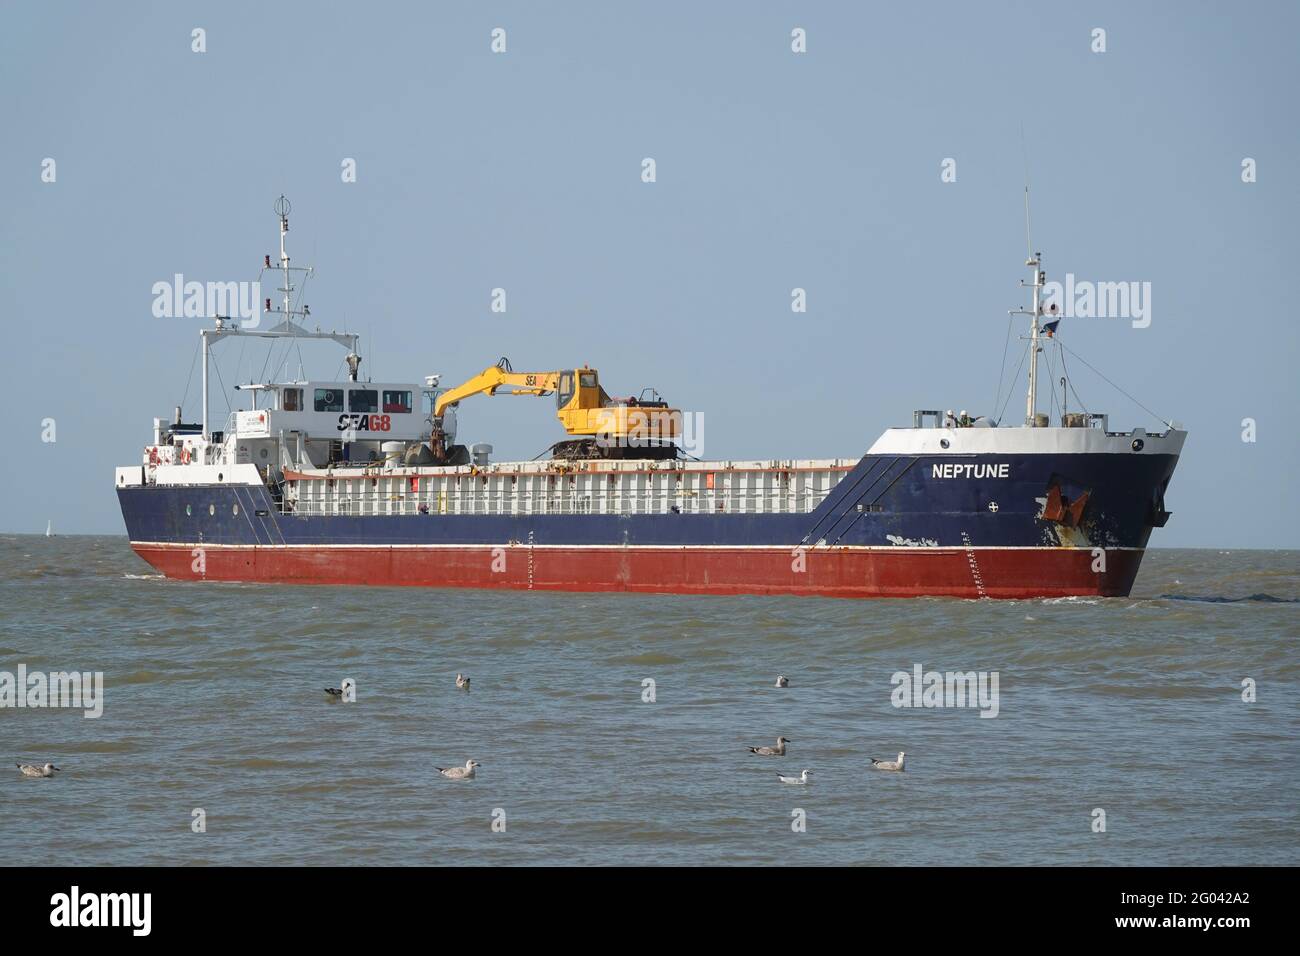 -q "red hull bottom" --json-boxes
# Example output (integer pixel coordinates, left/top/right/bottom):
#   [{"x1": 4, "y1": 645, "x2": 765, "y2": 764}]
[{"x1": 130, "y1": 543, "x2": 1144, "y2": 599}]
